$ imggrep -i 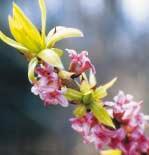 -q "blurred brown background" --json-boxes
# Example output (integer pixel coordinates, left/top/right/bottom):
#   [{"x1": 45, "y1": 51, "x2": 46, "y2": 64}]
[{"x1": 0, "y1": 0, "x2": 149, "y2": 155}]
